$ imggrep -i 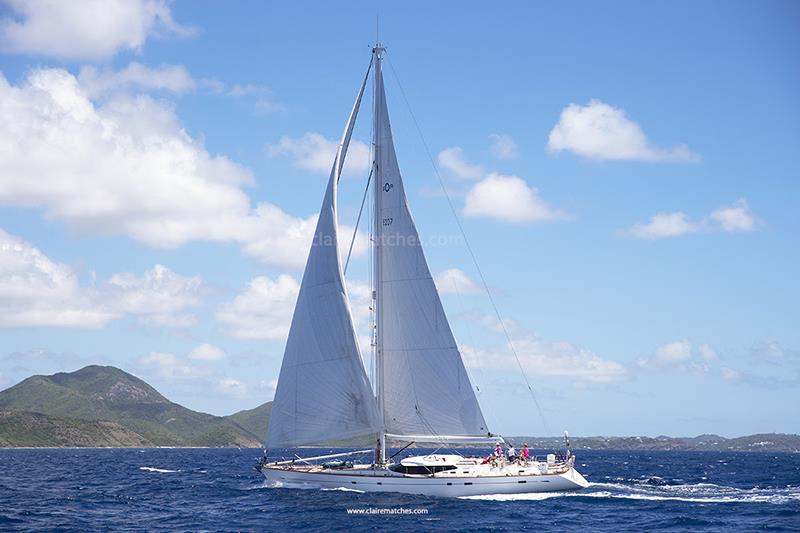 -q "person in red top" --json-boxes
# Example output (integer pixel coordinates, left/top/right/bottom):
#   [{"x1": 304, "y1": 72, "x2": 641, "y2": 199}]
[{"x1": 520, "y1": 443, "x2": 530, "y2": 462}]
